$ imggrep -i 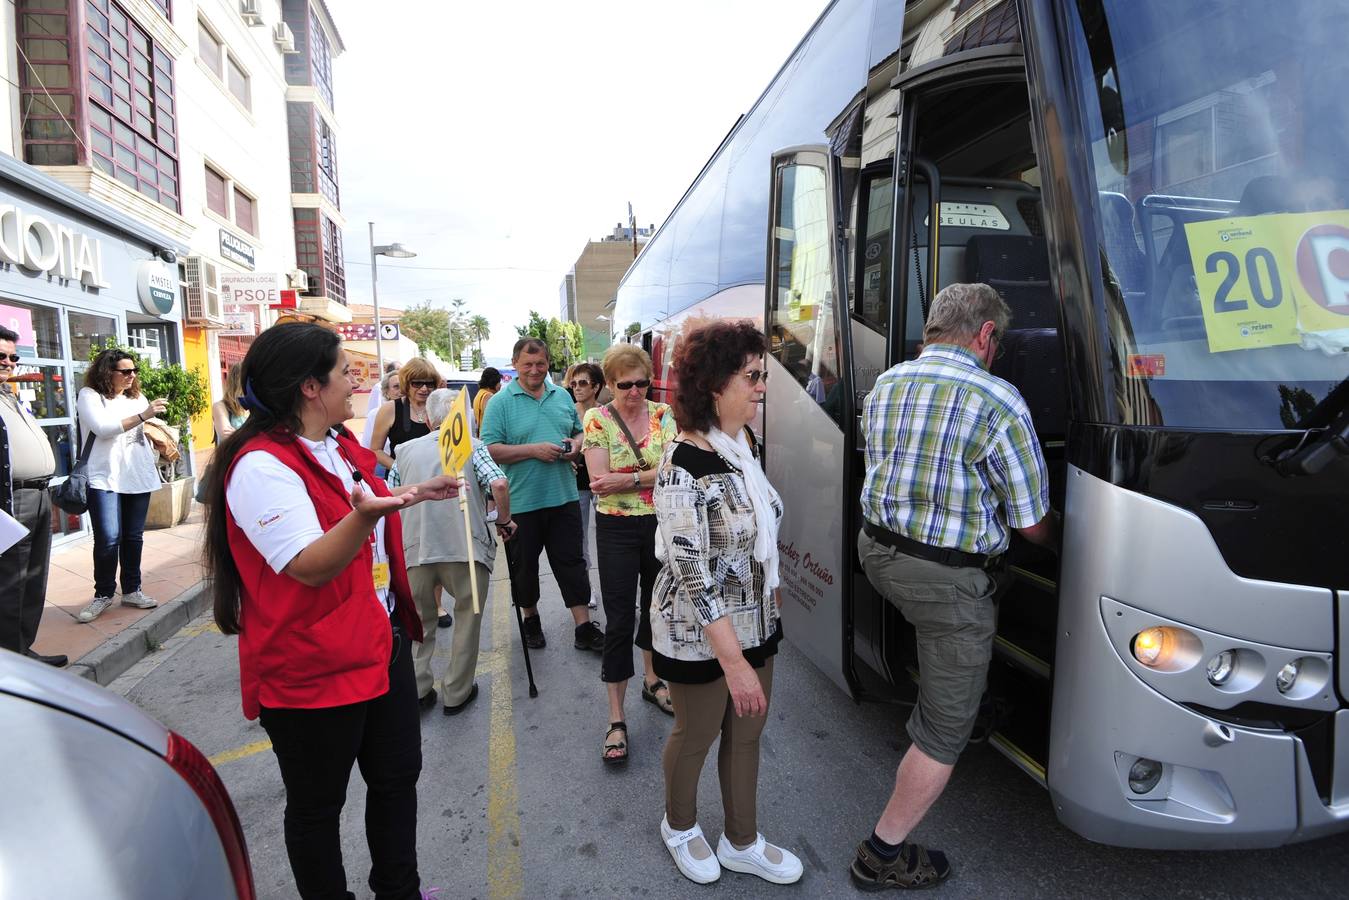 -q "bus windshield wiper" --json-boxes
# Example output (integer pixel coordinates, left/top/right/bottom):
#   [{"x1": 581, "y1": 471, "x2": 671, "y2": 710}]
[{"x1": 1275, "y1": 378, "x2": 1349, "y2": 477}]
